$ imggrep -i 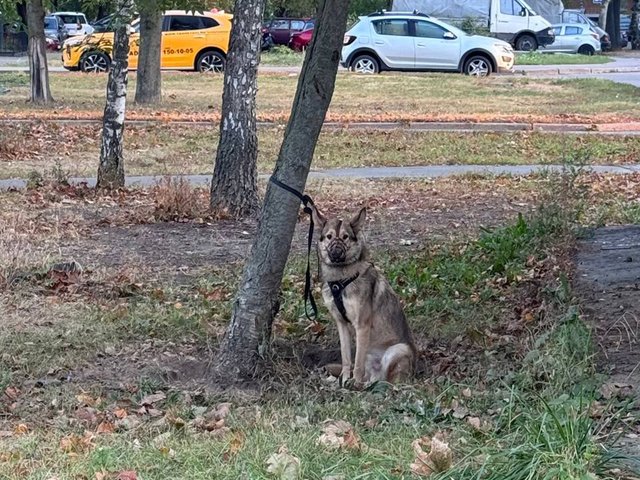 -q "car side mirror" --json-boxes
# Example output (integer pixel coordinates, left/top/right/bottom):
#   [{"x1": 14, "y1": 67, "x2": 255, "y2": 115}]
[
  {"x1": 519, "y1": 8, "x2": 527, "y2": 17},
  {"x1": 443, "y1": 31, "x2": 456, "y2": 39}
]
